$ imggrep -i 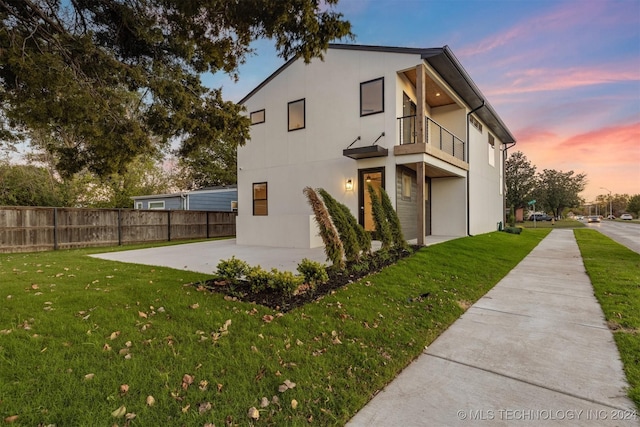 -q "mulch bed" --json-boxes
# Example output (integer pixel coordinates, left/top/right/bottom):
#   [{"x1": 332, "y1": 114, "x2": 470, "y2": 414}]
[{"x1": 191, "y1": 246, "x2": 418, "y2": 312}]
